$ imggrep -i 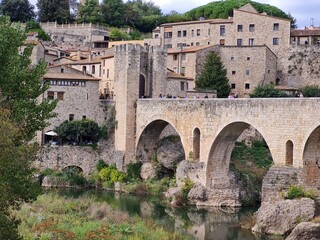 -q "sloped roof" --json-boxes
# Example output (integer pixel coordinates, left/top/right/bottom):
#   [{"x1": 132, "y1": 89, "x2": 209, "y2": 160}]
[
  {"x1": 167, "y1": 45, "x2": 216, "y2": 54},
  {"x1": 167, "y1": 69, "x2": 193, "y2": 80},
  {"x1": 291, "y1": 29, "x2": 320, "y2": 37},
  {"x1": 43, "y1": 72, "x2": 100, "y2": 81}
]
